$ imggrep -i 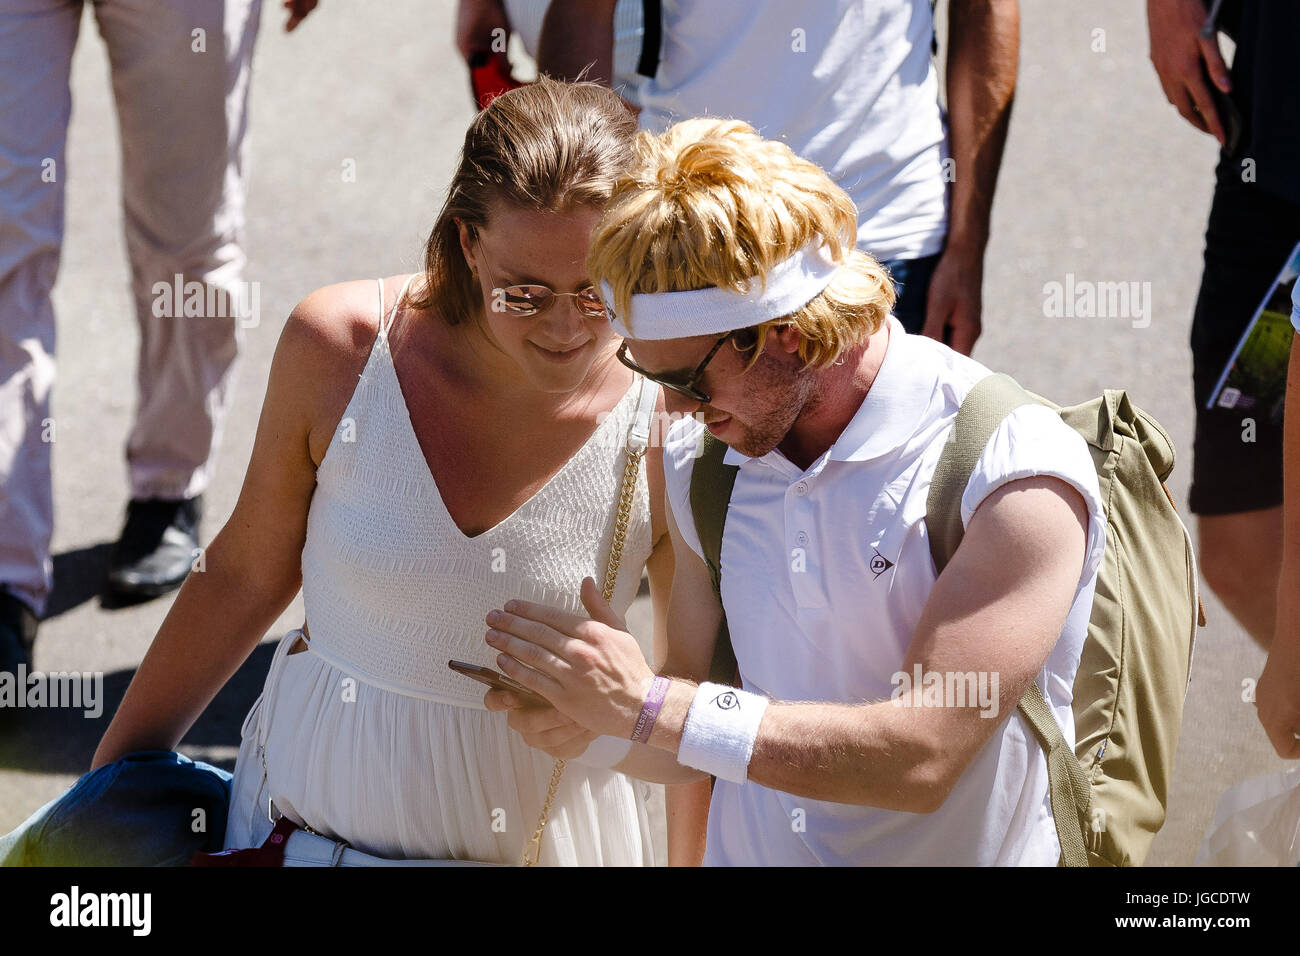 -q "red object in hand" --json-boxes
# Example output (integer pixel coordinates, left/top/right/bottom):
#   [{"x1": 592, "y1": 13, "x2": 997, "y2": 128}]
[{"x1": 469, "y1": 50, "x2": 523, "y2": 109}]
